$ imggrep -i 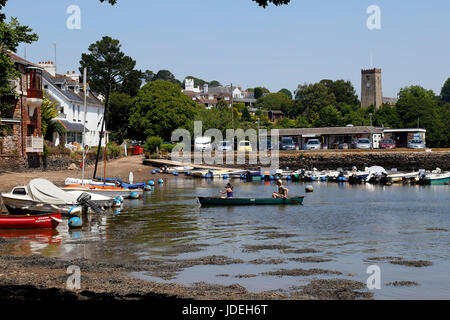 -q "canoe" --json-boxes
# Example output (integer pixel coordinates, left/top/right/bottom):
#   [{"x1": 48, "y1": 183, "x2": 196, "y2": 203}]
[
  {"x1": 198, "y1": 196, "x2": 304, "y2": 206},
  {"x1": 0, "y1": 212, "x2": 62, "y2": 229}
]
